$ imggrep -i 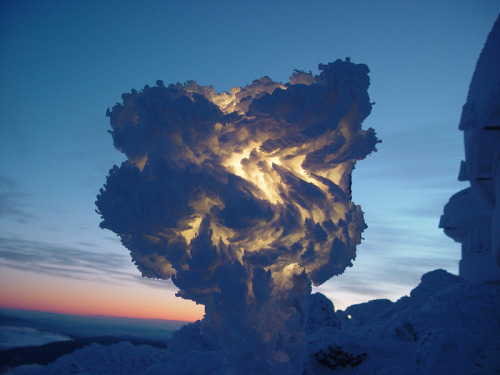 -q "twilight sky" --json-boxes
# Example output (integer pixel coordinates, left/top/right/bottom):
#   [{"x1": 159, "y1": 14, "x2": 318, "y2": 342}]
[{"x1": 0, "y1": 1, "x2": 498, "y2": 321}]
